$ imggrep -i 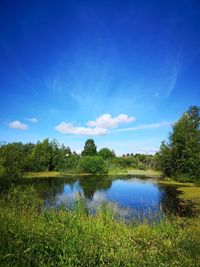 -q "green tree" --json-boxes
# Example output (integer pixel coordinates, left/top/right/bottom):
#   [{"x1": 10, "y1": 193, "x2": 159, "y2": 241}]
[
  {"x1": 32, "y1": 139, "x2": 51, "y2": 171},
  {"x1": 78, "y1": 156, "x2": 108, "y2": 174},
  {"x1": 82, "y1": 139, "x2": 97, "y2": 156},
  {"x1": 98, "y1": 148, "x2": 115, "y2": 159},
  {"x1": 49, "y1": 139, "x2": 60, "y2": 171},
  {"x1": 154, "y1": 141, "x2": 172, "y2": 176},
  {"x1": 156, "y1": 106, "x2": 200, "y2": 181},
  {"x1": 0, "y1": 142, "x2": 25, "y2": 180},
  {"x1": 170, "y1": 106, "x2": 200, "y2": 179}
]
